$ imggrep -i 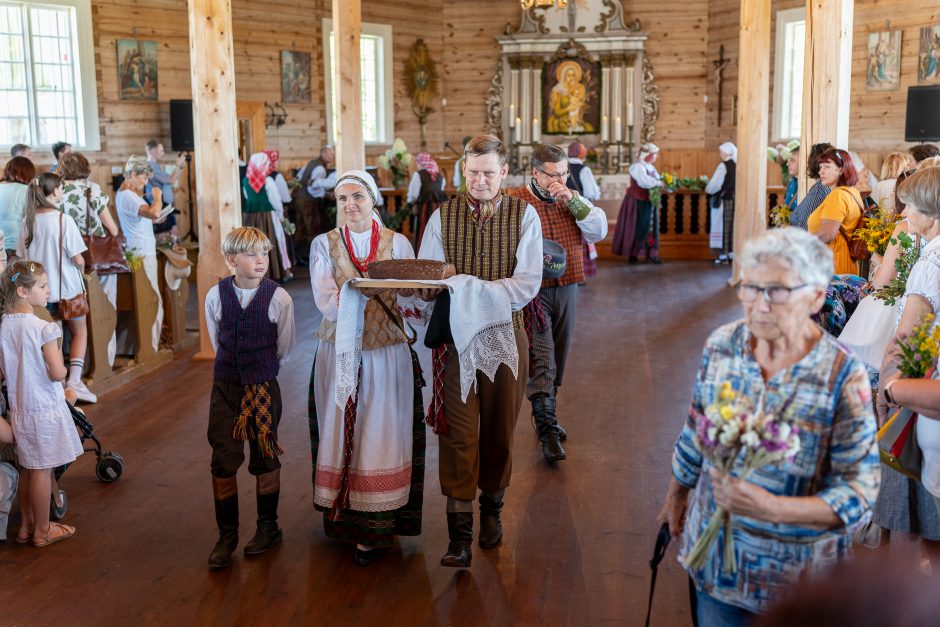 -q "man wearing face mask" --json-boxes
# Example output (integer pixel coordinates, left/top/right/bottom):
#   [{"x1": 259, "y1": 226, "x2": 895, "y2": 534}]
[
  {"x1": 509, "y1": 144, "x2": 608, "y2": 463},
  {"x1": 418, "y1": 135, "x2": 543, "y2": 568}
]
